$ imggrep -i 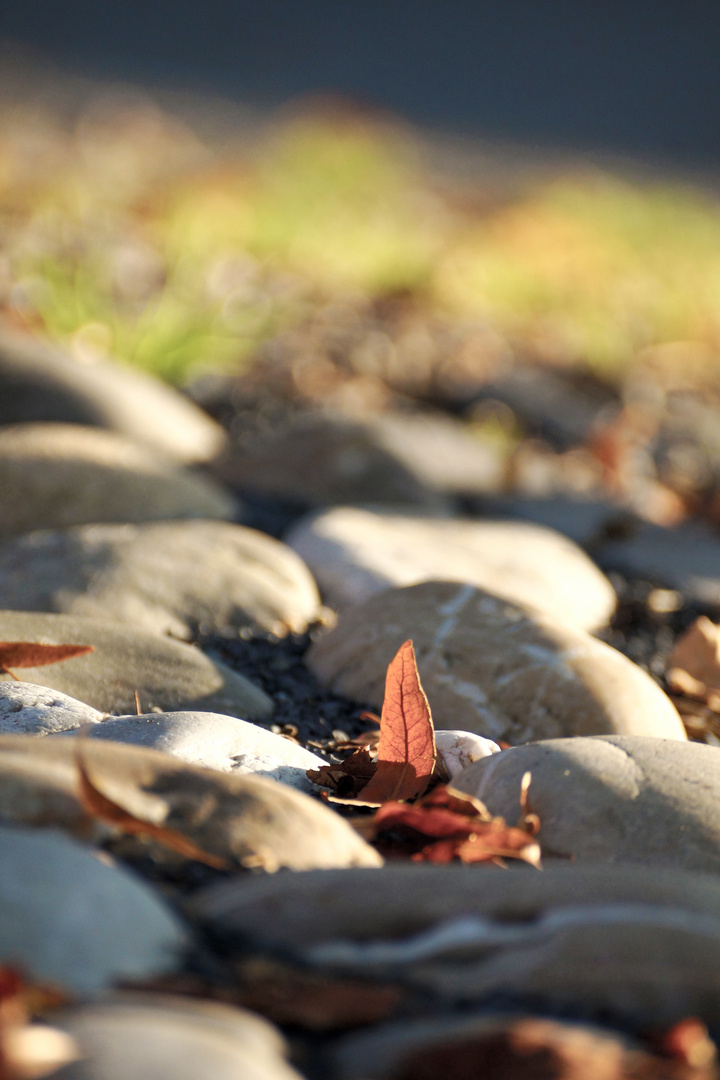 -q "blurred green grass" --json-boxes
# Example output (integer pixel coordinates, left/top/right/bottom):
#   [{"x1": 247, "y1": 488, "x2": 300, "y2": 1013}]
[{"x1": 1, "y1": 101, "x2": 719, "y2": 385}]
